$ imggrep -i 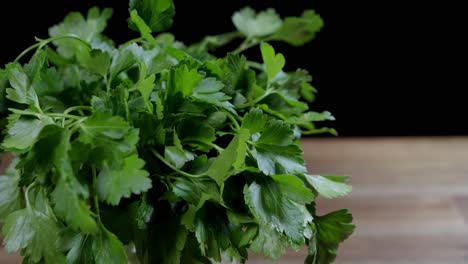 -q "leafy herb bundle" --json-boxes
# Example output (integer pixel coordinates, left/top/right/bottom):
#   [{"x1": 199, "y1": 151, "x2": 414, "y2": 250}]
[{"x1": 0, "y1": 0, "x2": 354, "y2": 263}]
